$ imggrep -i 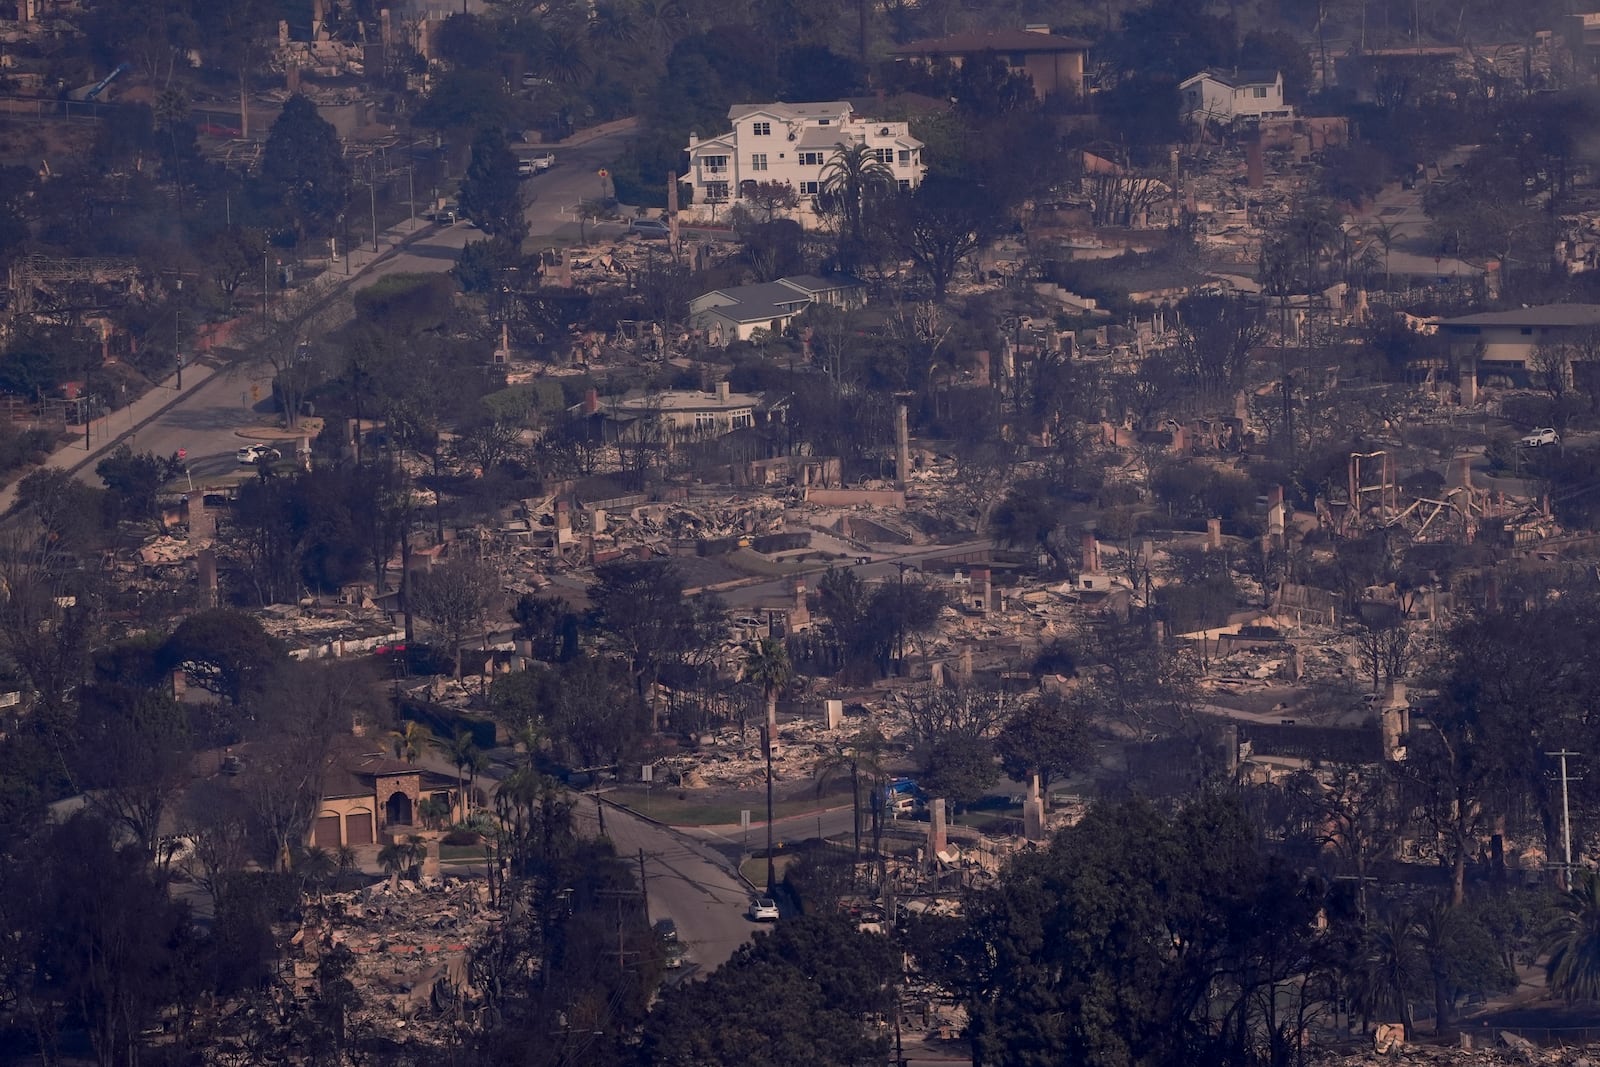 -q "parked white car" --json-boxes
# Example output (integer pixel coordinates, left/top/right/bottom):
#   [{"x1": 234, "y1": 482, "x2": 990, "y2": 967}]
[
  {"x1": 748, "y1": 897, "x2": 779, "y2": 922},
  {"x1": 236, "y1": 444, "x2": 281, "y2": 465},
  {"x1": 531, "y1": 151, "x2": 555, "y2": 172},
  {"x1": 1521, "y1": 427, "x2": 1560, "y2": 447}
]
